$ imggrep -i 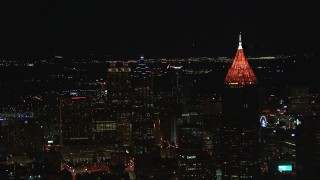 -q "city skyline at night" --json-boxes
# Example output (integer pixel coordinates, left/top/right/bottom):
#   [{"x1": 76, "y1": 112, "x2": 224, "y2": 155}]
[{"x1": 1, "y1": 1, "x2": 320, "y2": 180}]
